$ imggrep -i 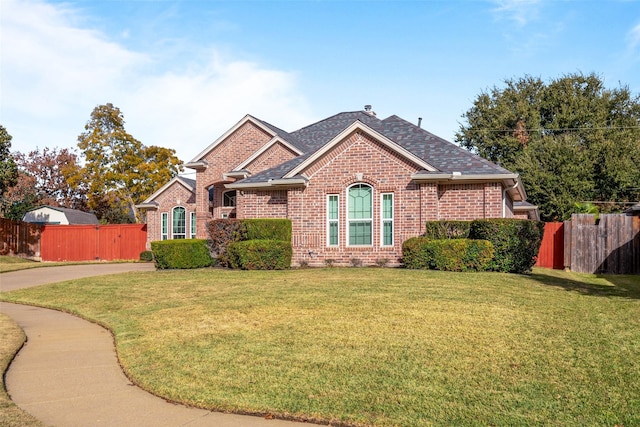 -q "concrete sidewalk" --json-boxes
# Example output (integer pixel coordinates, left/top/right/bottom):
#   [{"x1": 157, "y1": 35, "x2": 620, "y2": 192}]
[{"x1": 1, "y1": 265, "x2": 318, "y2": 427}]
